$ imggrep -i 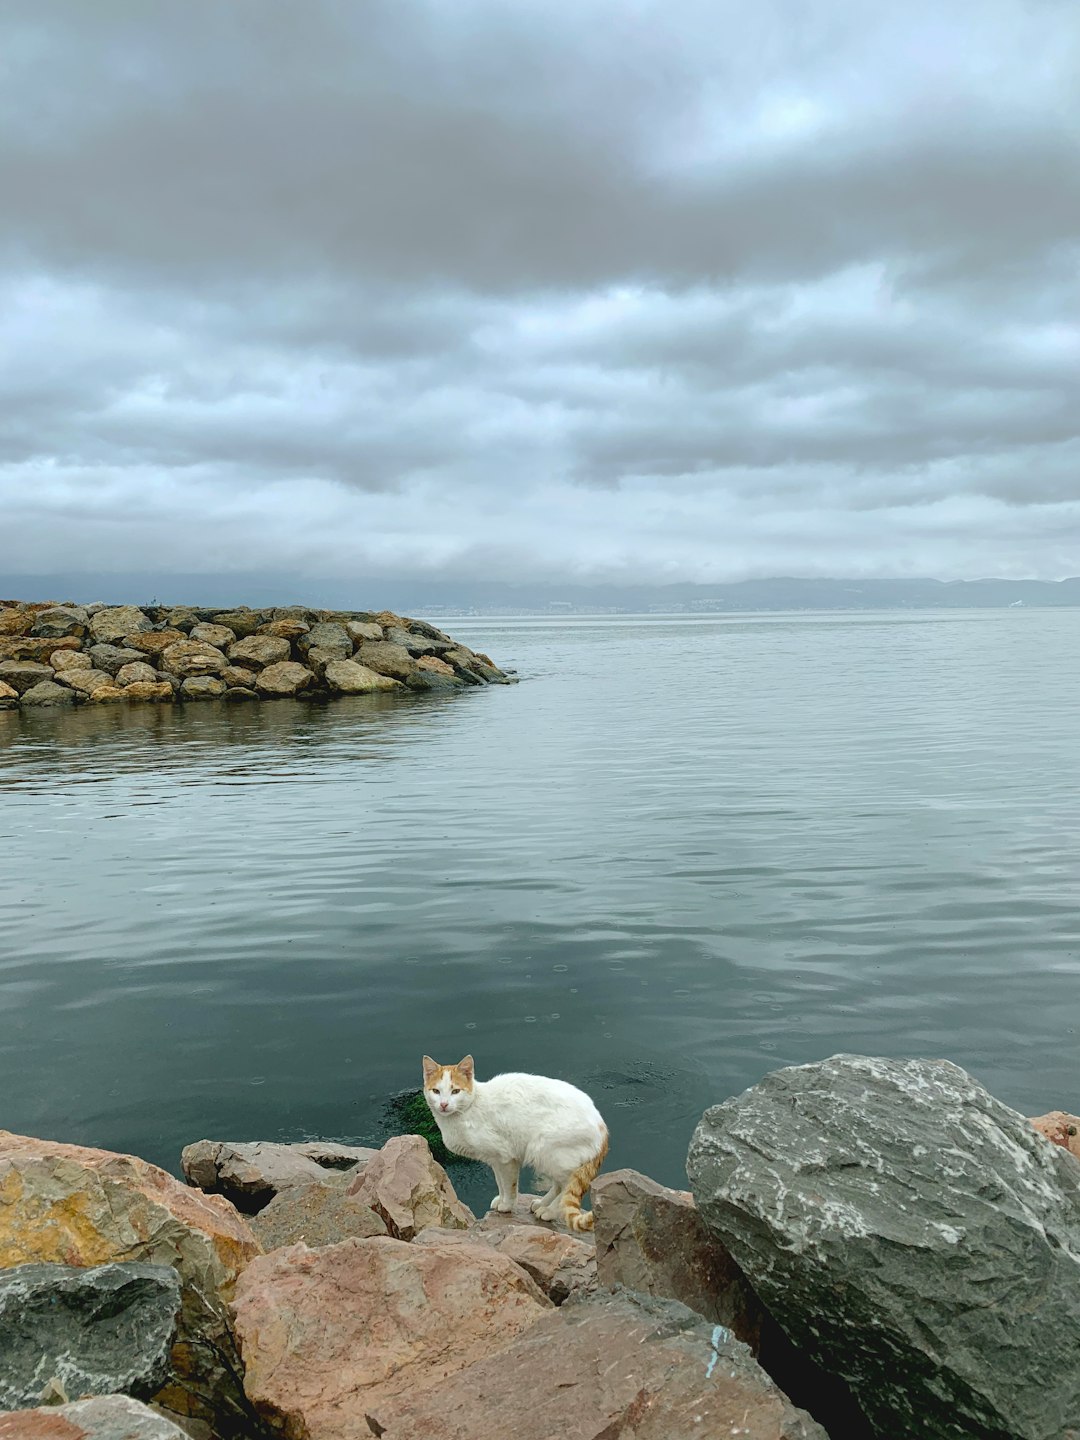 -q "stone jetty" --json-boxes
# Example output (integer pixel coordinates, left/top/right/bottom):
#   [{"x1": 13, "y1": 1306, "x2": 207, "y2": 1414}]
[
  {"x1": 0, "y1": 600, "x2": 511, "y2": 711},
  {"x1": 1, "y1": 1060, "x2": 1079, "y2": 1438}
]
